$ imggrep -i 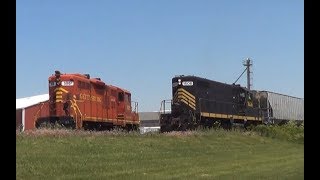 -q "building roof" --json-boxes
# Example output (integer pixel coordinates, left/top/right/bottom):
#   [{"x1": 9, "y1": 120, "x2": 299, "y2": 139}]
[{"x1": 16, "y1": 94, "x2": 49, "y2": 109}]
